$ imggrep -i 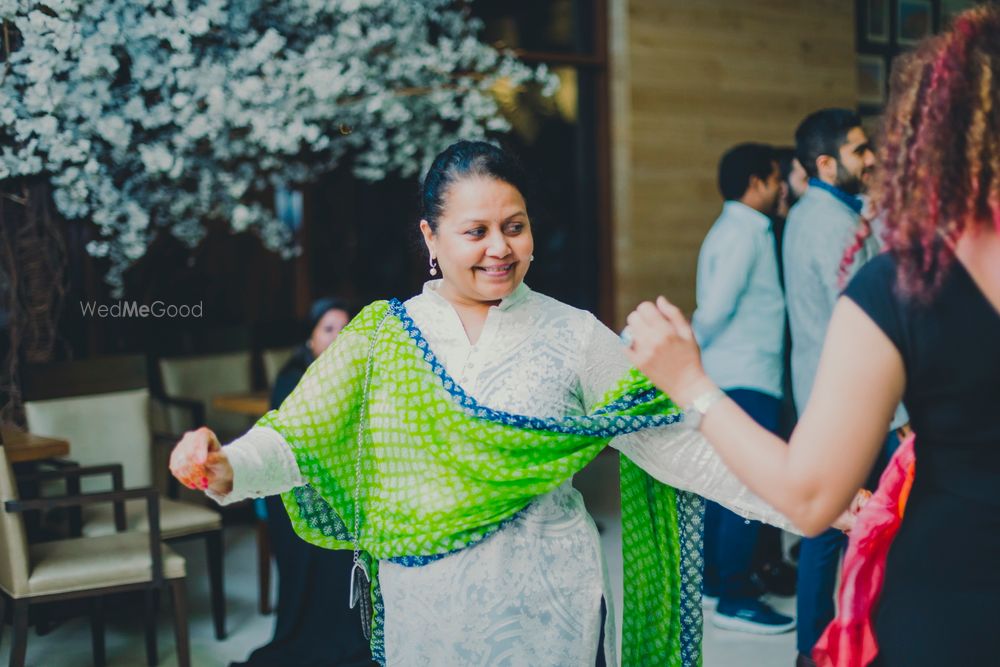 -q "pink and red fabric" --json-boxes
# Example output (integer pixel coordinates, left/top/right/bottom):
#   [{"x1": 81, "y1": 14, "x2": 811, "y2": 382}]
[{"x1": 813, "y1": 433, "x2": 916, "y2": 667}]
